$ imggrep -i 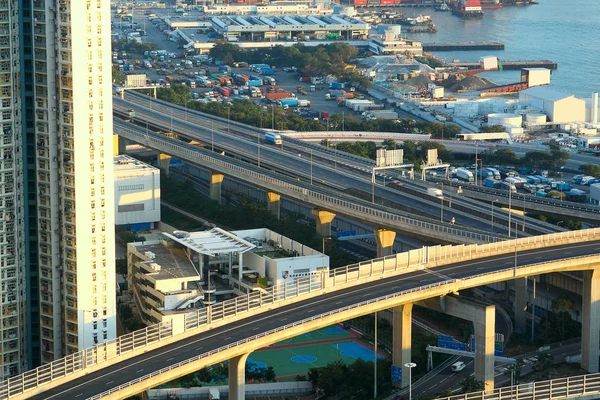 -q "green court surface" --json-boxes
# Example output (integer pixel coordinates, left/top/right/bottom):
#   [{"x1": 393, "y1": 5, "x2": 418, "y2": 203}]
[
  {"x1": 271, "y1": 325, "x2": 352, "y2": 346},
  {"x1": 247, "y1": 326, "x2": 383, "y2": 379}
]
